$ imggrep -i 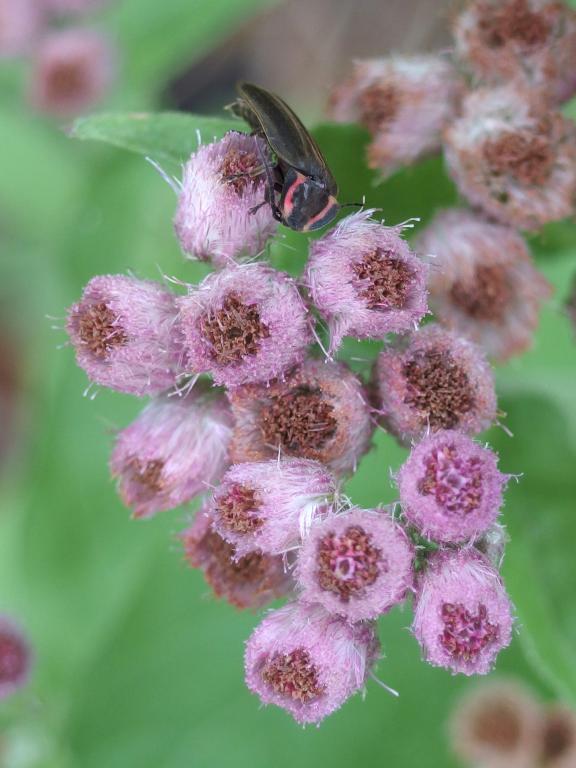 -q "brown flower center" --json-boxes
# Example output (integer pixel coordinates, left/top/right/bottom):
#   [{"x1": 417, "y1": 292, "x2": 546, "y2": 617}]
[
  {"x1": 199, "y1": 529, "x2": 271, "y2": 586},
  {"x1": 440, "y1": 602, "x2": 499, "y2": 662},
  {"x1": 48, "y1": 61, "x2": 89, "y2": 100},
  {"x1": 200, "y1": 292, "x2": 270, "y2": 366},
  {"x1": 317, "y1": 525, "x2": 382, "y2": 602},
  {"x1": 483, "y1": 130, "x2": 554, "y2": 186},
  {"x1": 478, "y1": 0, "x2": 551, "y2": 49},
  {"x1": 0, "y1": 632, "x2": 26, "y2": 684},
  {"x1": 261, "y1": 648, "x2": 325, "y2": 703},
  {"x1": 126, "y1": 457, "x2": 165, "y2": 493},
  {"x1": 78, "y1": 301, "x2": 127, "y2": 358},
  {"x1": 215, "y1": 483, "x2": 263, "y2": 535},
  {"x1": 259, "y1": 385, "x2": 337, "y2": 457},
  {"x1": 418, "y1": 443, "x2": 483, "y2": 515},
  {"x1": 219, "y1": 147, "x2": 262, "y2": 196},
  {"x1": 352, "y1": 249, "x2": 414, "y2": 310},
  {"x1": 403, "y1": 348, "x2": 475, "y2": 430},
  {"x1": 450, "y1": 264, "x2": 513, "y2": 322},
  {"x1": 471, "y1": 702, "x2": 522, "y2": 752},
  {"x1": 358, "y1": 83, "x2": 400, "y2": 134}
]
